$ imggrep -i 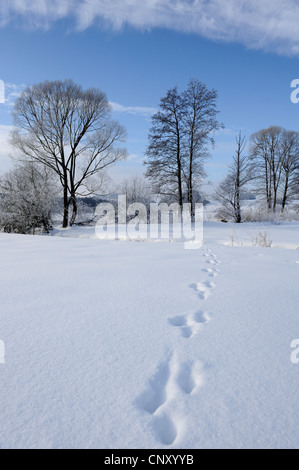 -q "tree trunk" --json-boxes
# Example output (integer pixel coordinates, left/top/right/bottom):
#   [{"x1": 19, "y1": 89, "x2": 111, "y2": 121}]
[
  {"x1": 176, "y1": 132, "x2": 183, "y2": 208},
  {"x1": 188, "y1": 162, "x2": 194, "y2": 219},
  {"x1": 177, "y1": 167, "x2": 183, "y2": 207},
  {"x1": 235, "y1": 154, "x2": 241, "y2": 223},
  {"x1": 235, "y1": 191, "x2": 241, "y2": 223},
  {"x1": 272, "y1": 171, "x2": 277, "y2": 212},
  {"x1": 265, "y1": 163, "x2": 272, "y2": 210},
  {"x1": 281, "y1": 175, "x2": 289, "y2": 212},
  {"x1": 62, "y1": 186, "x2": 69, "y2": 228},
  {"x1": 69, "y1": 195, "x2": 78, "y2": 226},
  {"x1": 188, "y1": 128, "x2": 194, "y2": 218}
]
